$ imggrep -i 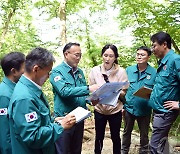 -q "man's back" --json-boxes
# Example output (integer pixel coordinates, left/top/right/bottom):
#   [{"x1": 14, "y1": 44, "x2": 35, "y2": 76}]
[
  {"x1": 9, "y1": 76, "x2": 63, "y2": 154},
  {"x1": 0, "y1": 77, "x2": 15, "y2": 154}
]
